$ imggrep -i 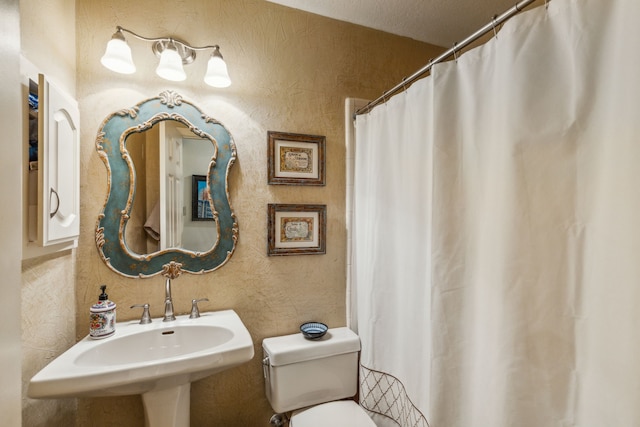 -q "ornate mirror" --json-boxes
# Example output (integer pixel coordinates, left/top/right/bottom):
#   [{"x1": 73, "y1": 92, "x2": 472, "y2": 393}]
[{"x1": 95, "y1": 90, "x2": 237, "y2": 278}]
